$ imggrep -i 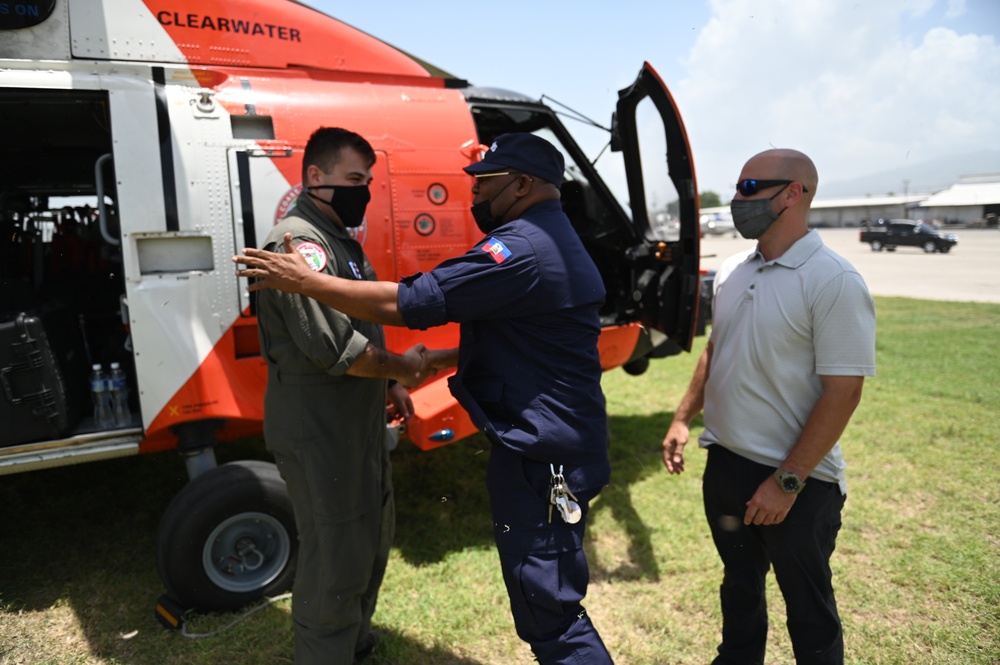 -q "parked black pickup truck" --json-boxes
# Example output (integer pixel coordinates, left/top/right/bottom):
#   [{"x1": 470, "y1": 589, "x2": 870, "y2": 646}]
[{"x1": 859, "y1": 220, "x2": 958, "y2": 253}]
